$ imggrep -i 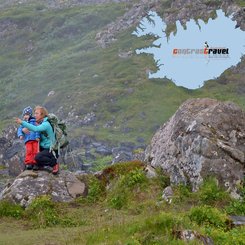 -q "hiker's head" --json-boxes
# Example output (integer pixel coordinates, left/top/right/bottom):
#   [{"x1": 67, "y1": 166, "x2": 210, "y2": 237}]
[
  {"x1": 34, "y1": 106, "x2": 48, "y2": 122},
  {"x1": 23, "y1": 114, "x2": 31, "y2": 121},
  {"x1": 22, "y1": 106, "x2": 32, "y2": 117}
]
